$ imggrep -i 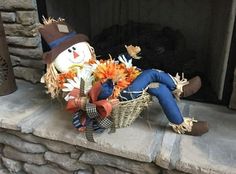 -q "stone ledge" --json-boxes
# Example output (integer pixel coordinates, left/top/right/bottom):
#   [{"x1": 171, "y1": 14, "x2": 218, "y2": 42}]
[
  {"x1": 0, "y1": 80, "x2": 165, "y2": 163},
  {"x1": 31, "y1": 98, "x2": 165, "y2": 163},
  {"x1": 1, "y1": 80, "x2": 236, "y2": 174}
]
